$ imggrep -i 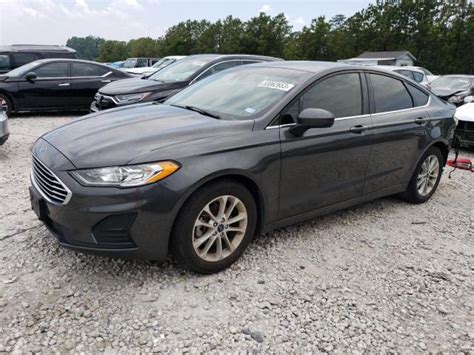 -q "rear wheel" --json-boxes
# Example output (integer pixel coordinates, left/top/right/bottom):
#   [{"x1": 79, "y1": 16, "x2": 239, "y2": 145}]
[
  {"x1": 171, "y1": 180, "x2": 257, "y2": 274},
  {"x1": 0, "y1": 94, "x2": 12, "y2": 116},
  {"x1": 401, "y1": 147, "x2": 443, "y2": 203}
]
